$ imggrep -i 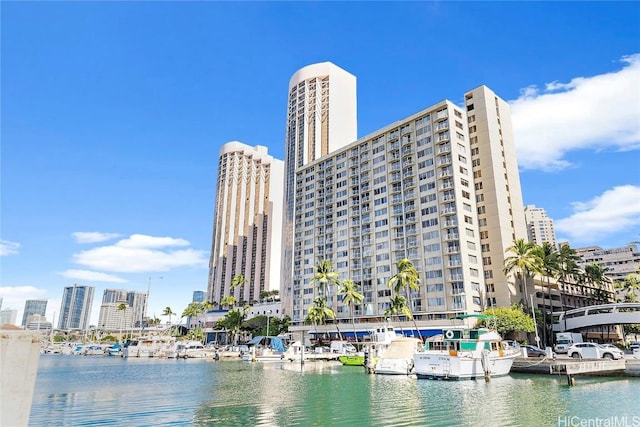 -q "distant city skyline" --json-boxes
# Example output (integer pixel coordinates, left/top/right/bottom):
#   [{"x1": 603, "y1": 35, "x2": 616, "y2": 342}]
[{"x1": 1, "y1": 2, "x2": 638, "y2": 326}]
